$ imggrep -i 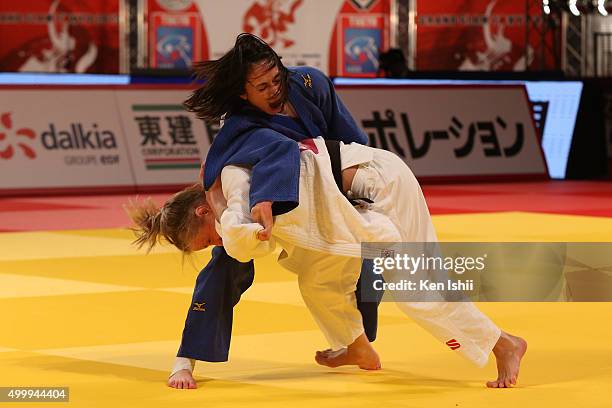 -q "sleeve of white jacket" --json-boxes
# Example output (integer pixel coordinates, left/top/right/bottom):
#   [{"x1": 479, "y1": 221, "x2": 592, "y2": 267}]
[{"x1": 219, "y1": 165, "x2": 276, "y2": 262}]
